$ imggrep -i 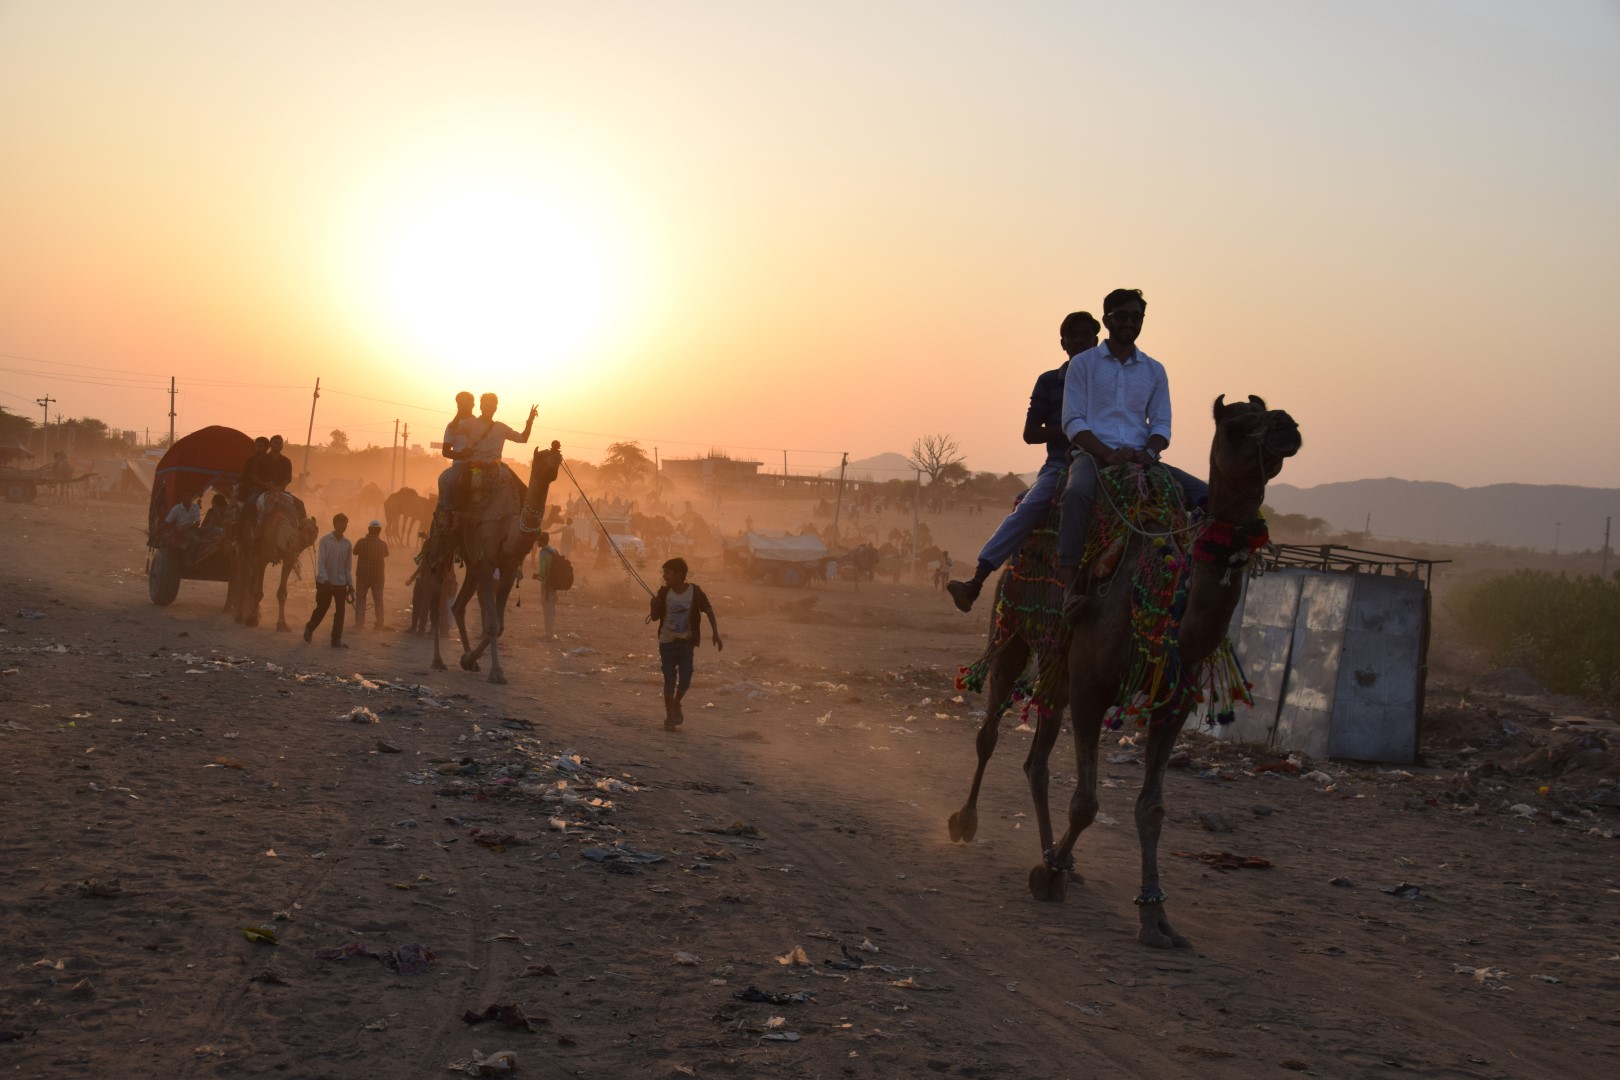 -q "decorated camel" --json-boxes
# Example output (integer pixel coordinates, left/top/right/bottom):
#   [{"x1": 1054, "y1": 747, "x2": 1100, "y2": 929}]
[
  {"x1": 232, "y1": 491, "x2": 318, "y2": 630},
  {"x1": 423, "y1": 441, "x2": 563, "y2": 684},
  {"x1": 948, "y1": 482, "x2": 1071, "y2": 847},
  {"x1": 1033, "y1": 394, "x2": 1299, "y2": 948}
]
